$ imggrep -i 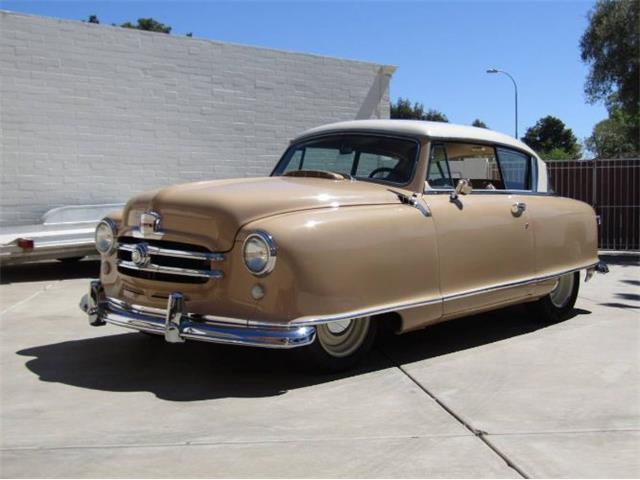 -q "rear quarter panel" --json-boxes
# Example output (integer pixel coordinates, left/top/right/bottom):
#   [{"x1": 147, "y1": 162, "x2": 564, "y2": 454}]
[{"x1": 527, "y1": 195, "x2": 599, "y2": 277}]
